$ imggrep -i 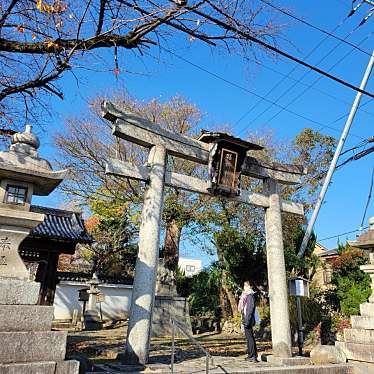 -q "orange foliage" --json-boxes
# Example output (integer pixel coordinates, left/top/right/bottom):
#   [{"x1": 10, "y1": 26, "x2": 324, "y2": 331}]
[
  {"x1": 84, "y1": 215, "x2": 100, "y2": 234},
  {"x1": 330, "y1": 247, "x2": 365, "y2": 270}
]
